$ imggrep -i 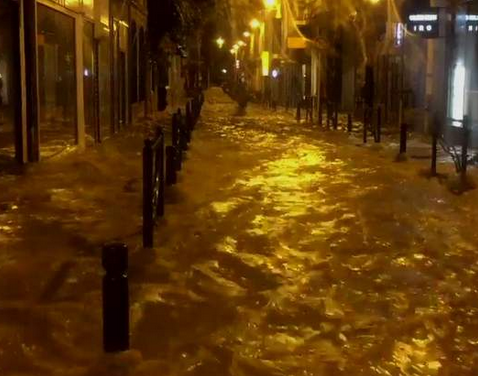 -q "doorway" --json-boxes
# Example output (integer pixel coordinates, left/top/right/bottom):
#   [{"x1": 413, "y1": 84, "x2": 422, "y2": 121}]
[{"x1": 0, "y1": 1, "x2": 22, "y2": 163}]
